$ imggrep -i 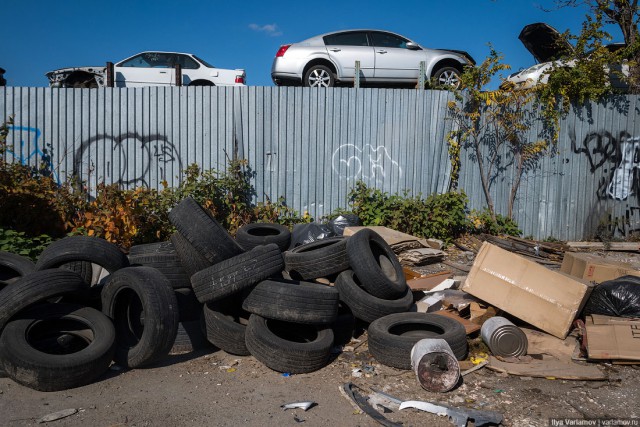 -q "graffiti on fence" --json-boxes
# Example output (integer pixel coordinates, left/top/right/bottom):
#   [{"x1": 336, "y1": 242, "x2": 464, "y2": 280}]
[
  {"x1": 332, "y1": 144, "x2": 402, "y2": 184},
  {"x1": 73, "y1": 132, "x2": 183, "y2": 194},
  {"x1": 6, "y1": 125, "x2": 60, "y2": 183},
  {"x1": 572, "y1": 130, "x2": 640, "y2": 201}
]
